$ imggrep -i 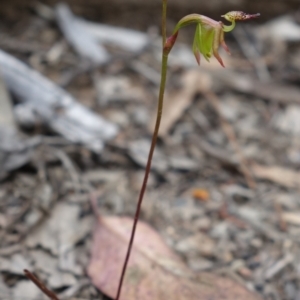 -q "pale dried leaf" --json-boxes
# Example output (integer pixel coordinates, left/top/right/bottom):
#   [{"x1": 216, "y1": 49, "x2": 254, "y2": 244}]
[
  {"x1": 175, "y1": 233, "x2": 216, "y2": 257},
  {"x1": 26, "y1": 202, "x2": 92, "y2": 276},
  {"x1": 88, "y1": 216, "x2": 261, "y2": 300},
  {"x1": 282, "y1": 212, "x2": 300, "y2": 226},
  {"x1": 26, "y1": 203, "x2": 91, "y2": 254},
  {"x1": 251, "y1": 164, "x2": 300, "y2": 188}
]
